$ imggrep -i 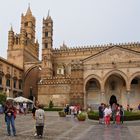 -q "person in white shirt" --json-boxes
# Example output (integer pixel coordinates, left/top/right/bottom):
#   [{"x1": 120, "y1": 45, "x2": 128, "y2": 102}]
[
  {"x1": 35, "y1": 104, "x2": 45, "y2": 138},
  {"x1": 23, "y1": 102, "x2": 27, "y2": 115},
  {"x1": 104, "y1": 105, "x2": 112, "y2": 125}
]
